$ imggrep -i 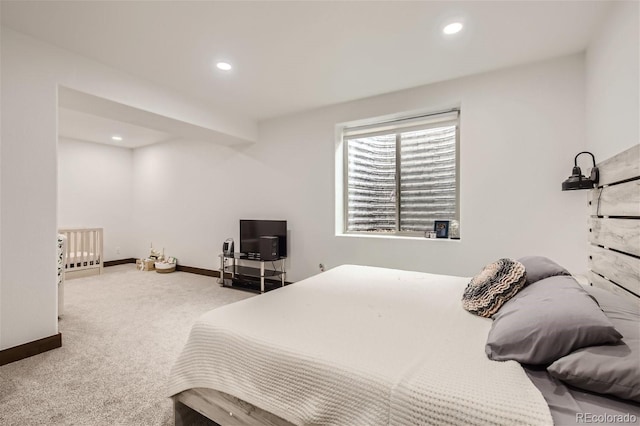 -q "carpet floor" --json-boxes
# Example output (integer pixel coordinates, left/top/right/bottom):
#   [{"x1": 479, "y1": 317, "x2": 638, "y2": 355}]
[{"x1": 0, "y1": 265, "x2": 254, "y2": 425}]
